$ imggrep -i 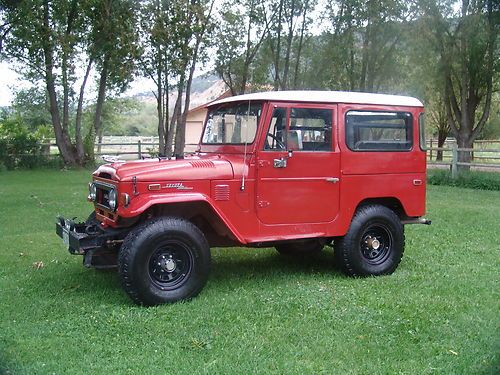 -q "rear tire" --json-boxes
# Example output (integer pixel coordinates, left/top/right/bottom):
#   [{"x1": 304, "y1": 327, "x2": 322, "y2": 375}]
[
  {"x1": 275, "y1": 239, "x2": 325, "y2": 256},
  {"x1": 334, "y1": 205, "x2": 404, "y2": 276},
  {"x1": 118, "y1": 217, "x2": 210, "y2": 306}
]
